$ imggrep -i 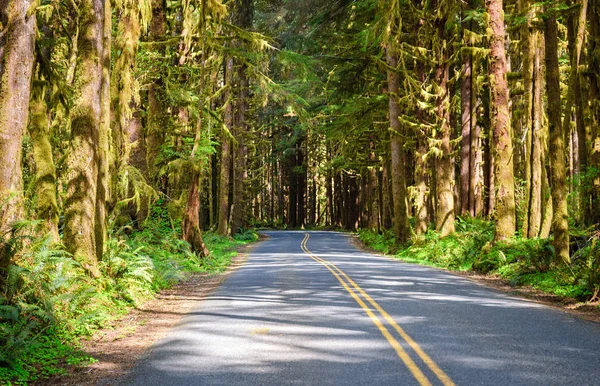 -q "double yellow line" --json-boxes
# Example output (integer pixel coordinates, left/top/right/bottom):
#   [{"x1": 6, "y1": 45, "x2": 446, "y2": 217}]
[{"x1": 300, "y1": 233, "x2": 455, "y2": 386}]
